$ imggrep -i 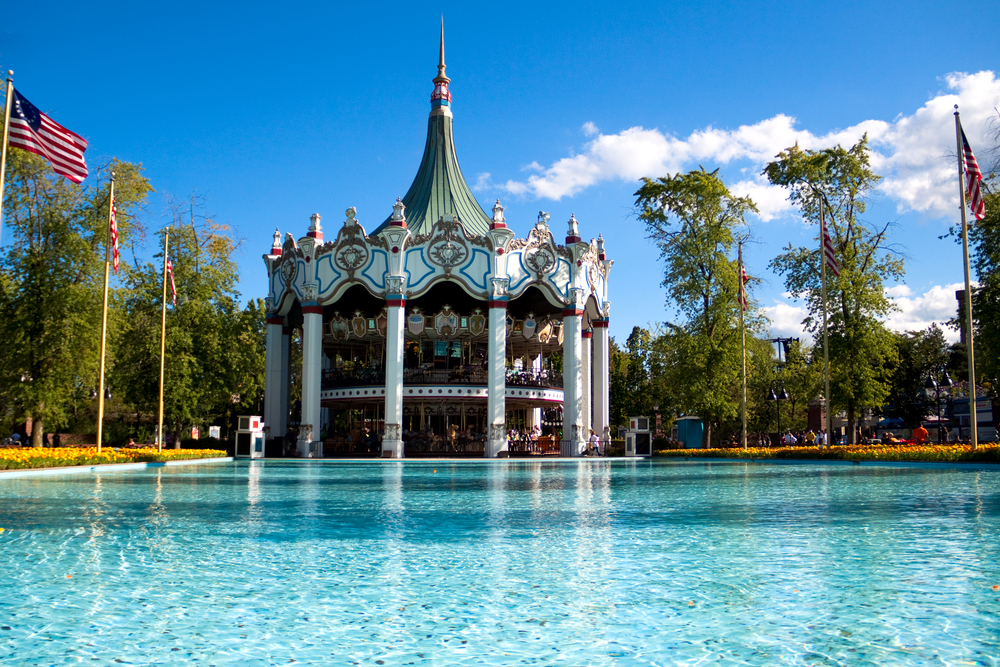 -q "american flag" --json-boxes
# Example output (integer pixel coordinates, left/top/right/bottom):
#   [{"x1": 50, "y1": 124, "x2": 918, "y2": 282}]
[
  {"x1": 961, "y1": 127, "x2": 986, "y2": 220},
  {"x1": 166, "y1": 257, "x2": 177, "y2": 306},
  {"x1": 8, "y1": 88, "x2": 88, "y2": 184},
  {"x1": 109, "y1": 194, "x2": 120, "y2": 274},
  {"x1": 737, "y1": 248, "x2": 749, "y2": 311},
  {"x1": 823, "y1": 217, "x2": 840, "y2": 278}
]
